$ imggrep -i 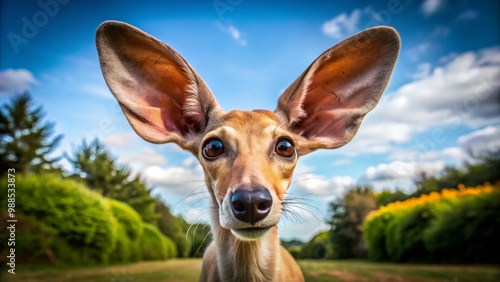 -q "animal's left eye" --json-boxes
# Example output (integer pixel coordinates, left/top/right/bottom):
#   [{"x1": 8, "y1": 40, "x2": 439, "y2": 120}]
[
  {"x1": 202, "y1": 138, "x2": 225, "y2": 160},
  {"x1": 275, "y1": 138, "x2": 295, "y2": 158}
]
